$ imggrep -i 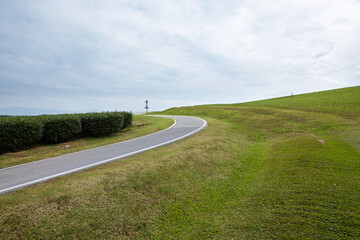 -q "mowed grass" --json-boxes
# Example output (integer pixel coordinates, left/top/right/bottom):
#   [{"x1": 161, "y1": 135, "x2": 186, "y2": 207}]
[
  {"x1": 0, "y1": 115, "x2": 174, "y2": 169},
  {"x1": 1, "y1": 87, "x2": 360, "y2": 239},
  {"x1": 238, "y1": 85, "x2": 360, "y2": 119}
]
